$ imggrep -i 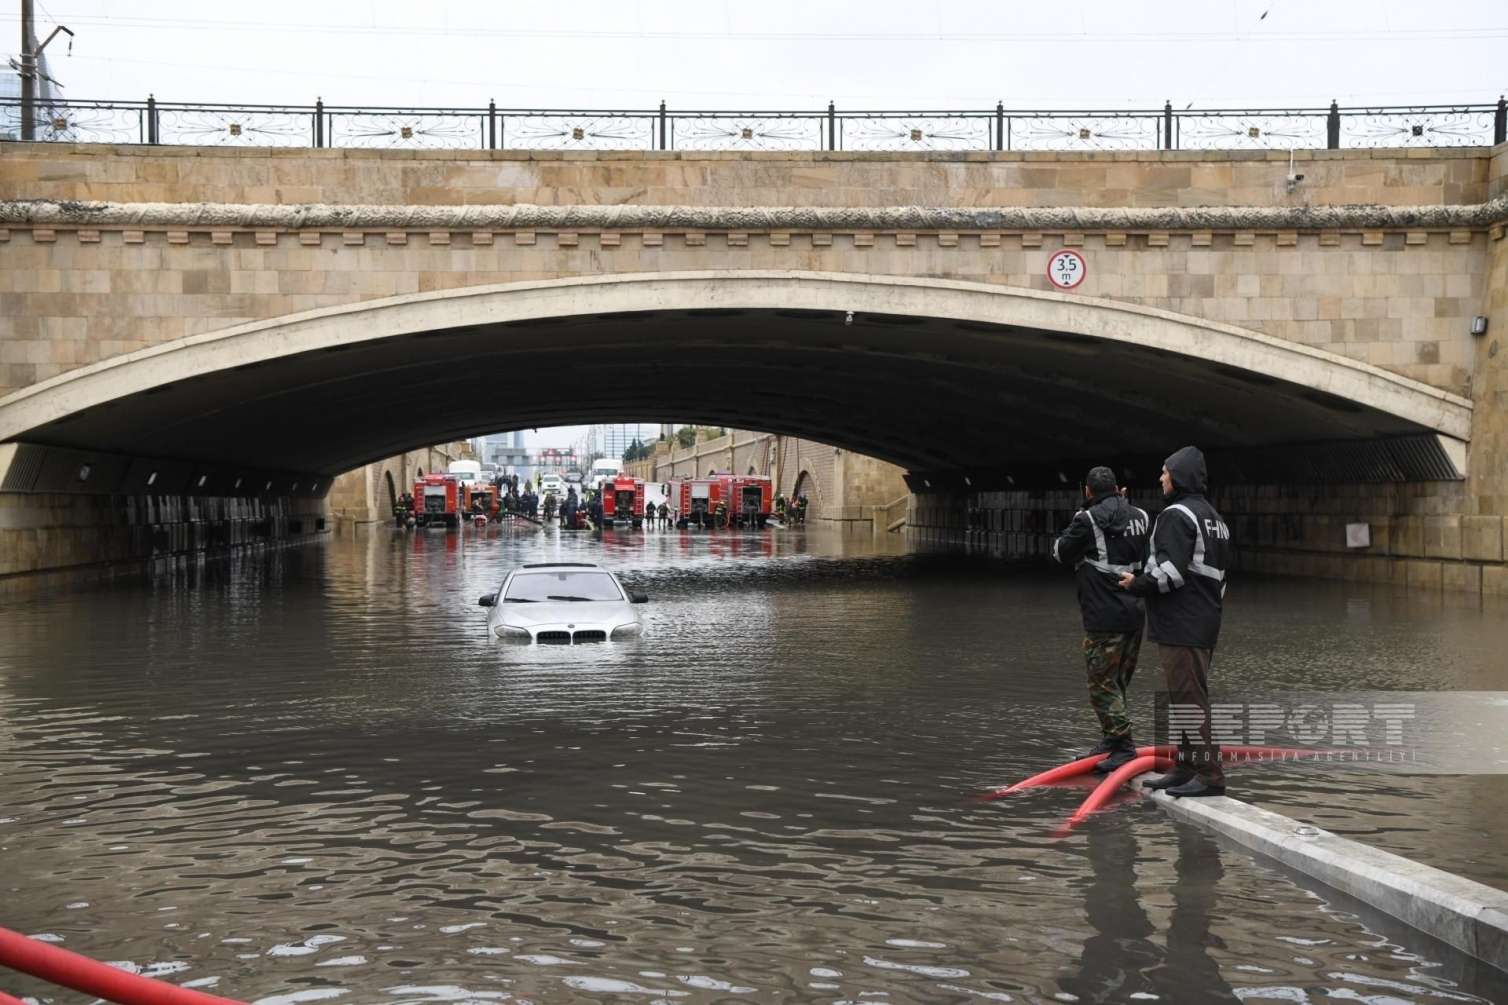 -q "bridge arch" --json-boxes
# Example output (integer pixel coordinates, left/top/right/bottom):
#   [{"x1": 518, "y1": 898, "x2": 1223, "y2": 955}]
[{"x1": 0, "y1": 271, "x2": 1471, "y2": 490}]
